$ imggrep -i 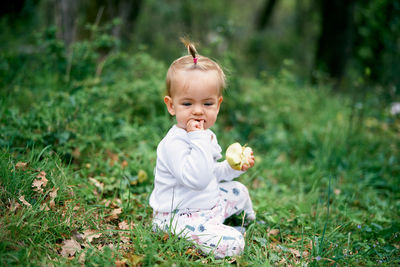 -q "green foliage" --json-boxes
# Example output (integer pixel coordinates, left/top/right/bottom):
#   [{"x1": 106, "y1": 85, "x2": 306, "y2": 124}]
[
  {"x1": 1, "y1": 25, "x2": 399, "y2": 266},
  {"x1": 353, "y1": 0, "x2": 400, "y2": 85}
]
